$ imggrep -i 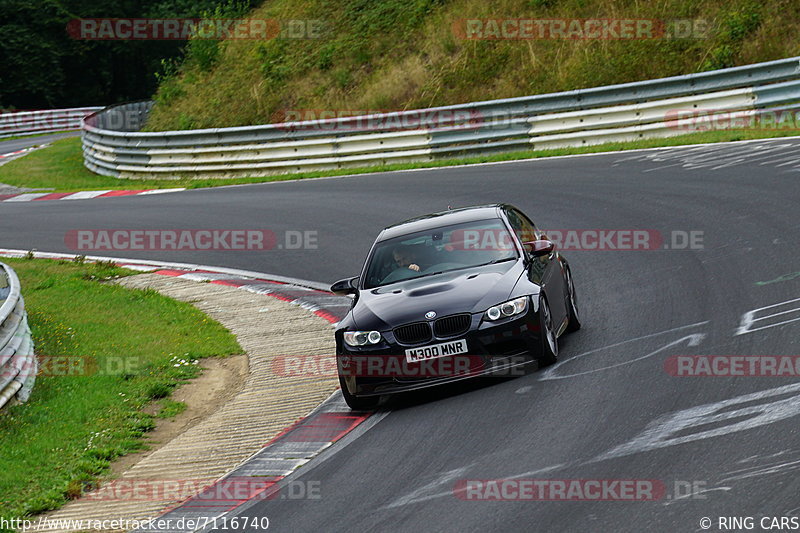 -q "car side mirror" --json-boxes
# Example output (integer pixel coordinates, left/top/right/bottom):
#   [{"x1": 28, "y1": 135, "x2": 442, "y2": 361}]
[
  {"x1": 331, "y1": 276, "x2": 359, "y2": 296},
  {"x1": 523, "y1": 240, "x2": 555, "y2": 257}
]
